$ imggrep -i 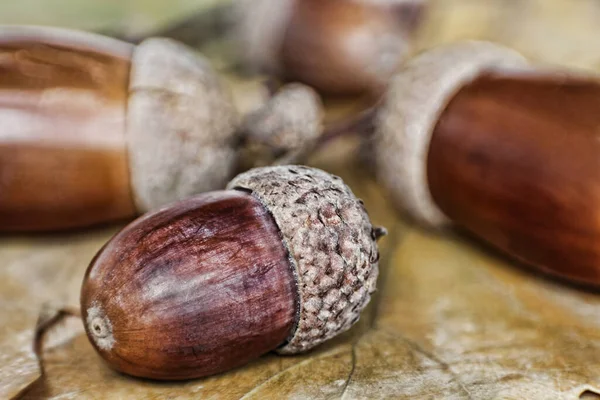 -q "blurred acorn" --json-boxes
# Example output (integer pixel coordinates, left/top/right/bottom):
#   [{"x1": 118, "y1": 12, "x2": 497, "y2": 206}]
[
  {"x1": 0, "y1": 26, "x2": 334, "y2": 232},
  {"x1": 374, "y1": 40, "x2": 600, "y2": 286},
  {"x1": 235, "y1": 0, "x2": 426, "y2": 97},
  {"x1": 0, "y1": 25, "x2": 238, "y2": 231}
]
